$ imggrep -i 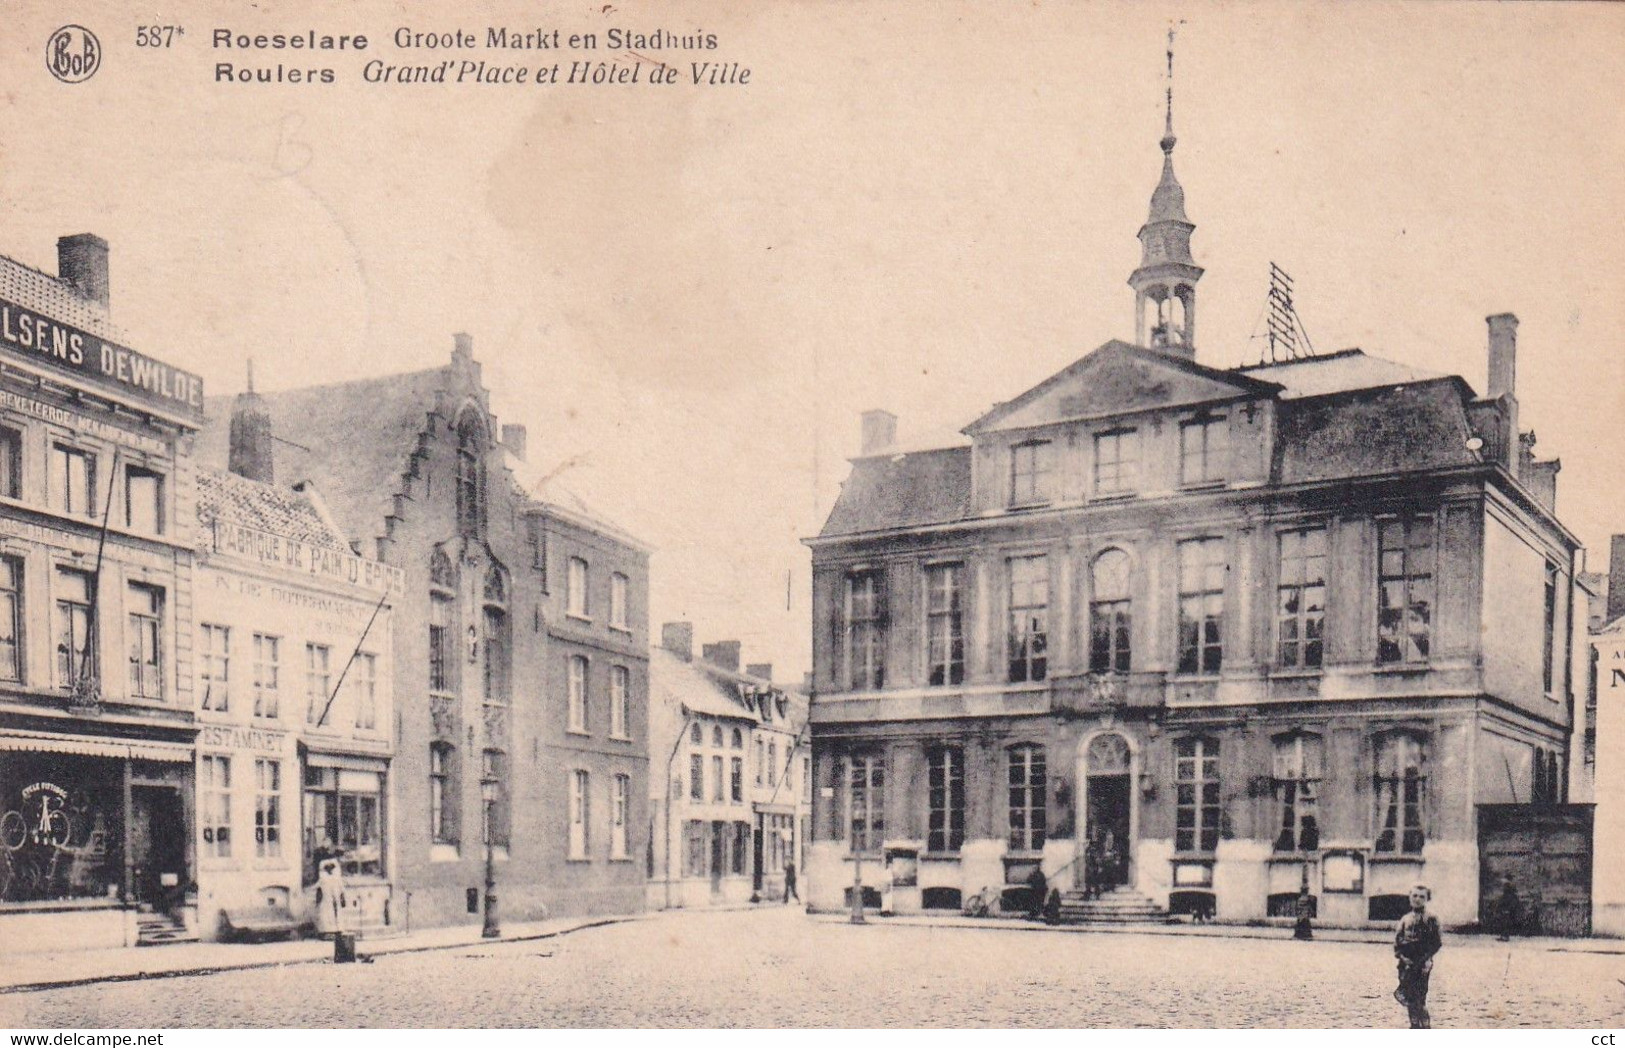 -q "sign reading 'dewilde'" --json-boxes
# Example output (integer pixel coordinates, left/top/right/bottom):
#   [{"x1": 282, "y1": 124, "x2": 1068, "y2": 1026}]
[
  {"x1": 0, "y1": 296, "x2": 204, "y2": 420},
  {"x1": 212, "y1": 518, "x2": 404, "y2": 595}
]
